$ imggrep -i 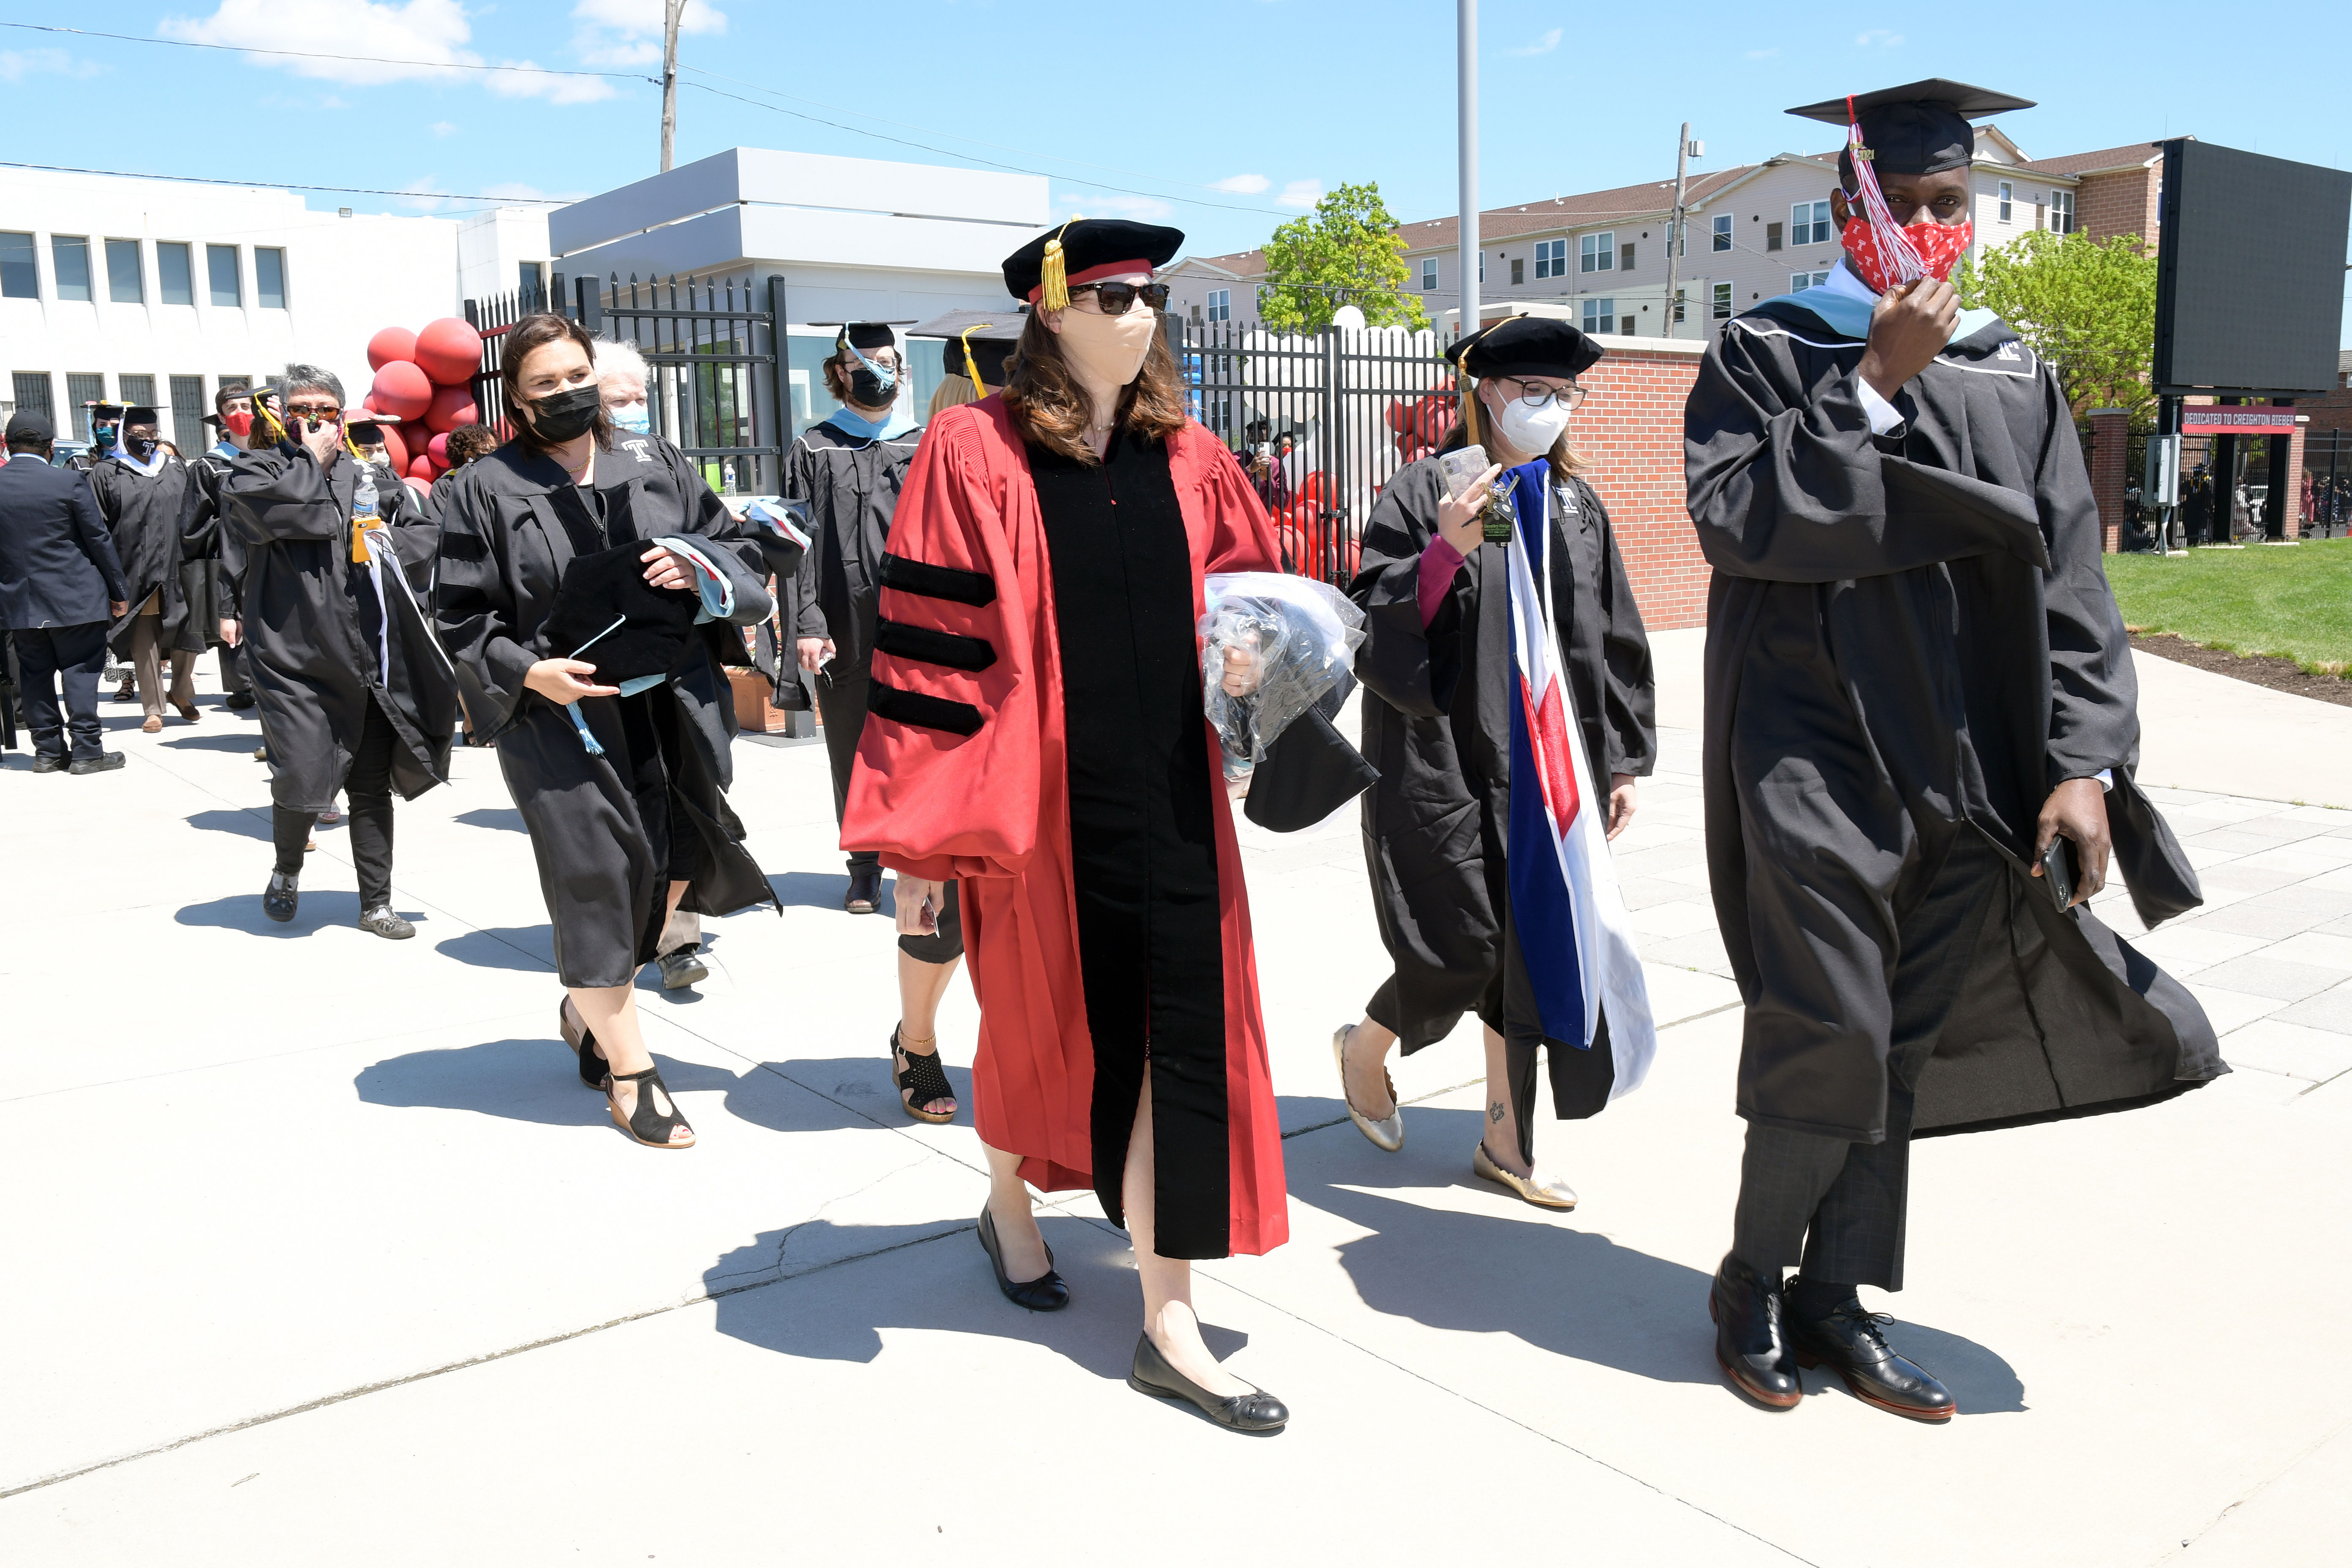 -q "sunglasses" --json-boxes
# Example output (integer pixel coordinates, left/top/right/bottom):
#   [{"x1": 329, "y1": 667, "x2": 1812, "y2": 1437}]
[{"x1": 1068, "y1": 281, "x2": 1170, "y2": 316}]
